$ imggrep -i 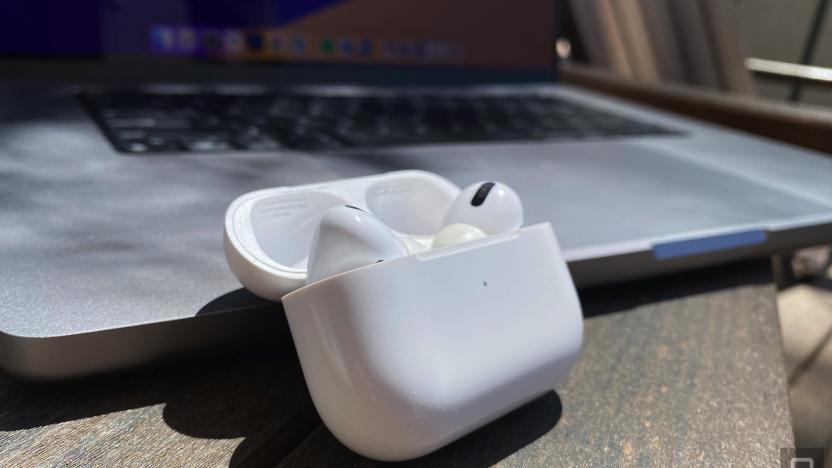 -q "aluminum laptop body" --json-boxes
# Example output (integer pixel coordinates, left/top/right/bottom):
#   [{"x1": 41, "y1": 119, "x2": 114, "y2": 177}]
[{"x1": 3, "y1": 1, "x2": 832, "y2": 379}]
